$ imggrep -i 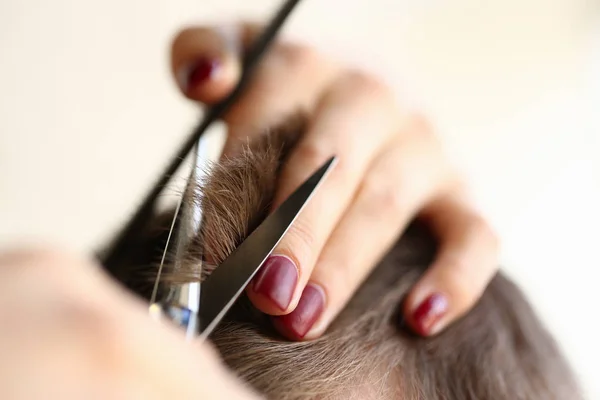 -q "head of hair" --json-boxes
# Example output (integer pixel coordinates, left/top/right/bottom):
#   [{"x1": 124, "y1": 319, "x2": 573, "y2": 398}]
[{"x1": 102, "y1": 113, "x2": 581, "y2": 400}]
